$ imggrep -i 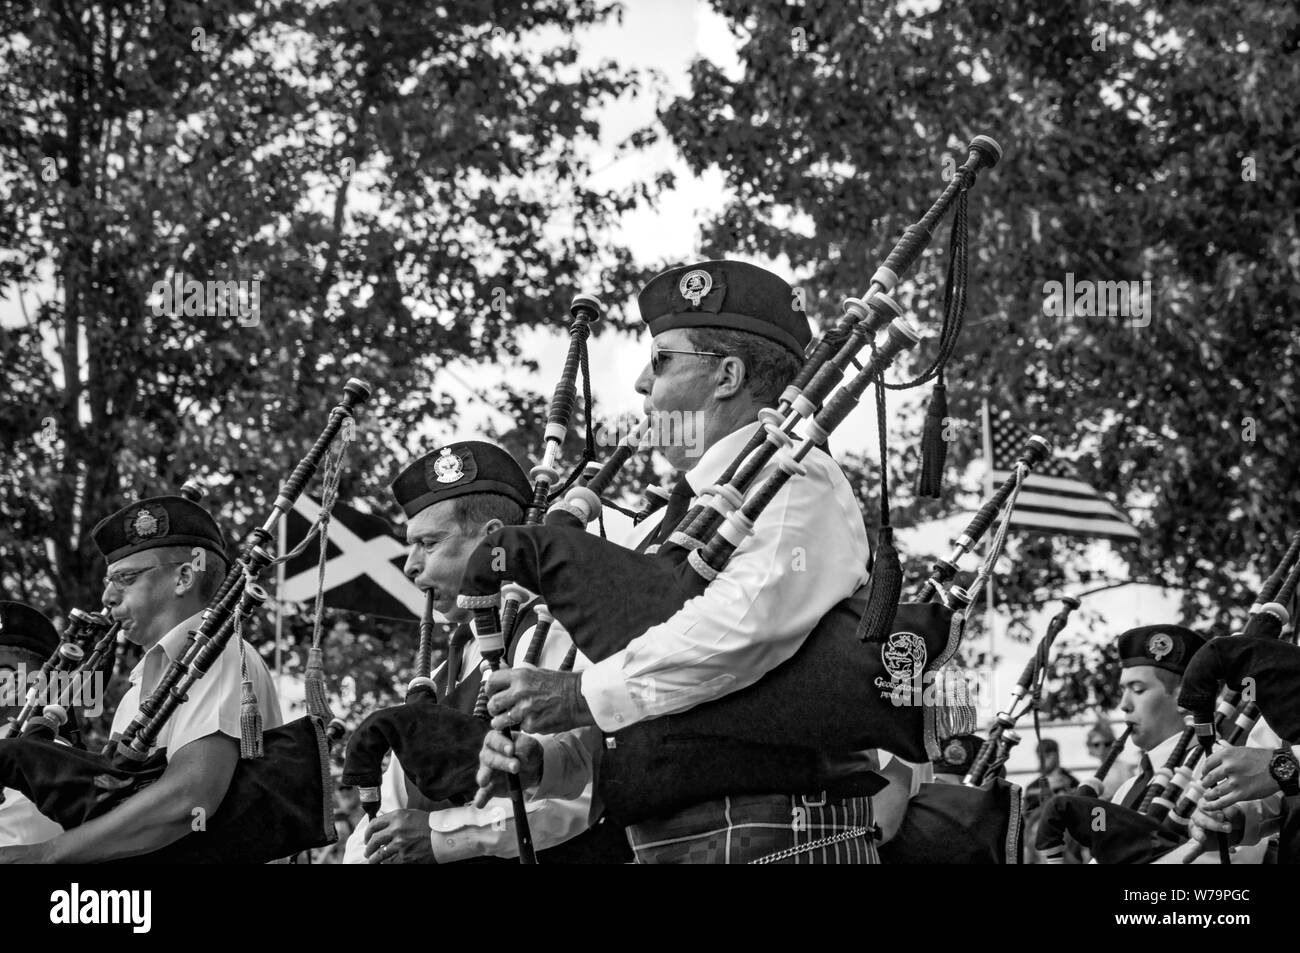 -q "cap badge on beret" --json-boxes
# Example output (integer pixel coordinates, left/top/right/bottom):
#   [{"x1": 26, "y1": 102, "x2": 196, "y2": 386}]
[
  {"x1": 679, "y1": 269, "x2": 713, "y2": 308},
  {"x1": 430, "y1": 447, "x2": 466, "y2": 485},
  {"x1": 127, "y1": 504, "x2": 168, "y2": 543},
  {"x1": 1147, "y1": 633, "x2": 1173, "y2": 660},
  {"x1": 943, "y1": 739, "x2": 966, "y2": 765}
]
